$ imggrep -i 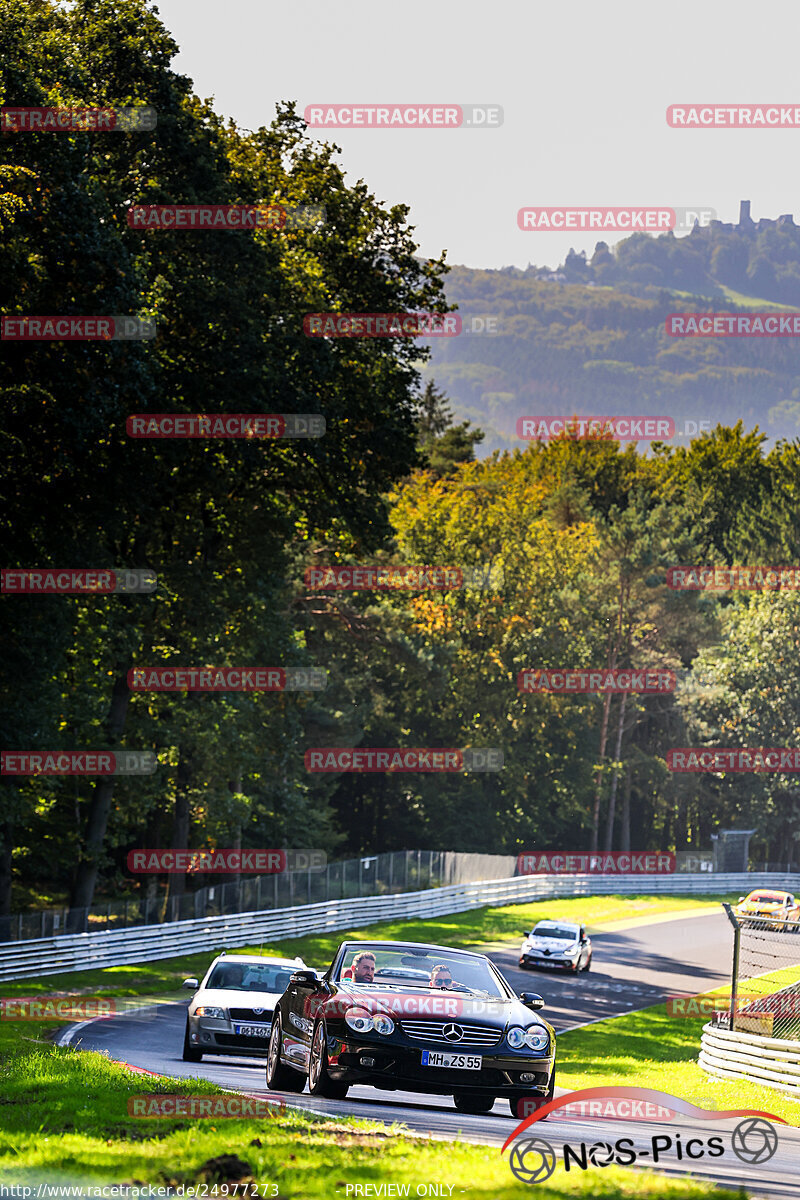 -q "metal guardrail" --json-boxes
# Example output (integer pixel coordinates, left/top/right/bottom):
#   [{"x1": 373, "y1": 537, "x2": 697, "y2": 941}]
[
  {"x1": 0, "y1": 871, "x2": 794, "y2": 983},
  {"x1": 699, "y1": 1021, "x2": 800, "y2": 1095}
]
